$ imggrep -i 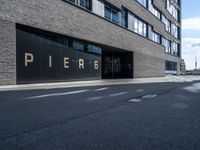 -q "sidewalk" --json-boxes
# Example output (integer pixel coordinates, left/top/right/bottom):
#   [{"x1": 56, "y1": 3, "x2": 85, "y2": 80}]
[{"x1": 0, "y1": 76, "x2": 200, "y2": 92}]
